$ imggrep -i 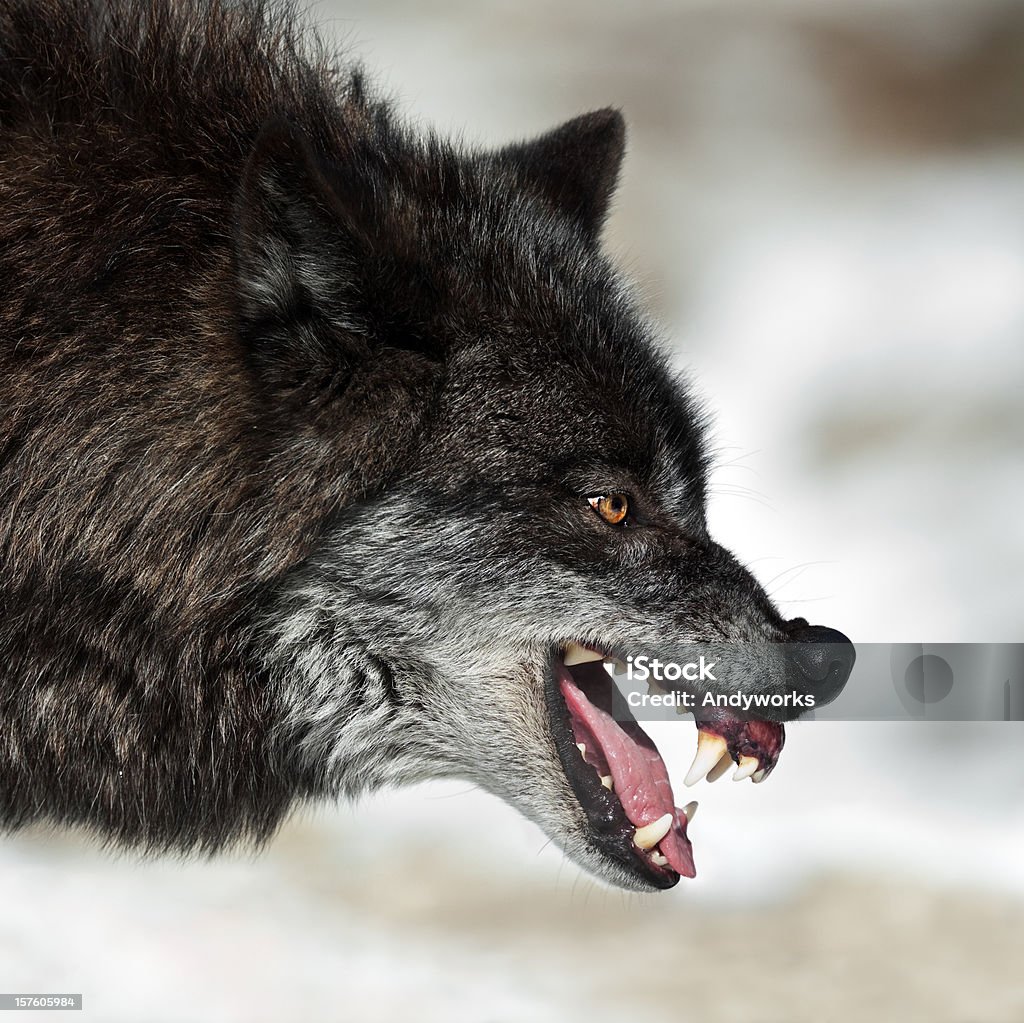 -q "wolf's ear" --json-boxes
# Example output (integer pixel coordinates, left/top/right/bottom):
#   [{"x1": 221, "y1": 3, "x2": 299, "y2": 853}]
[
  {"x1": 495, "y1": 108, "x2": 626, "y2": 242},
  {"x1": 234, "y1": 117, "x2": 372, "y2": 382}
]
